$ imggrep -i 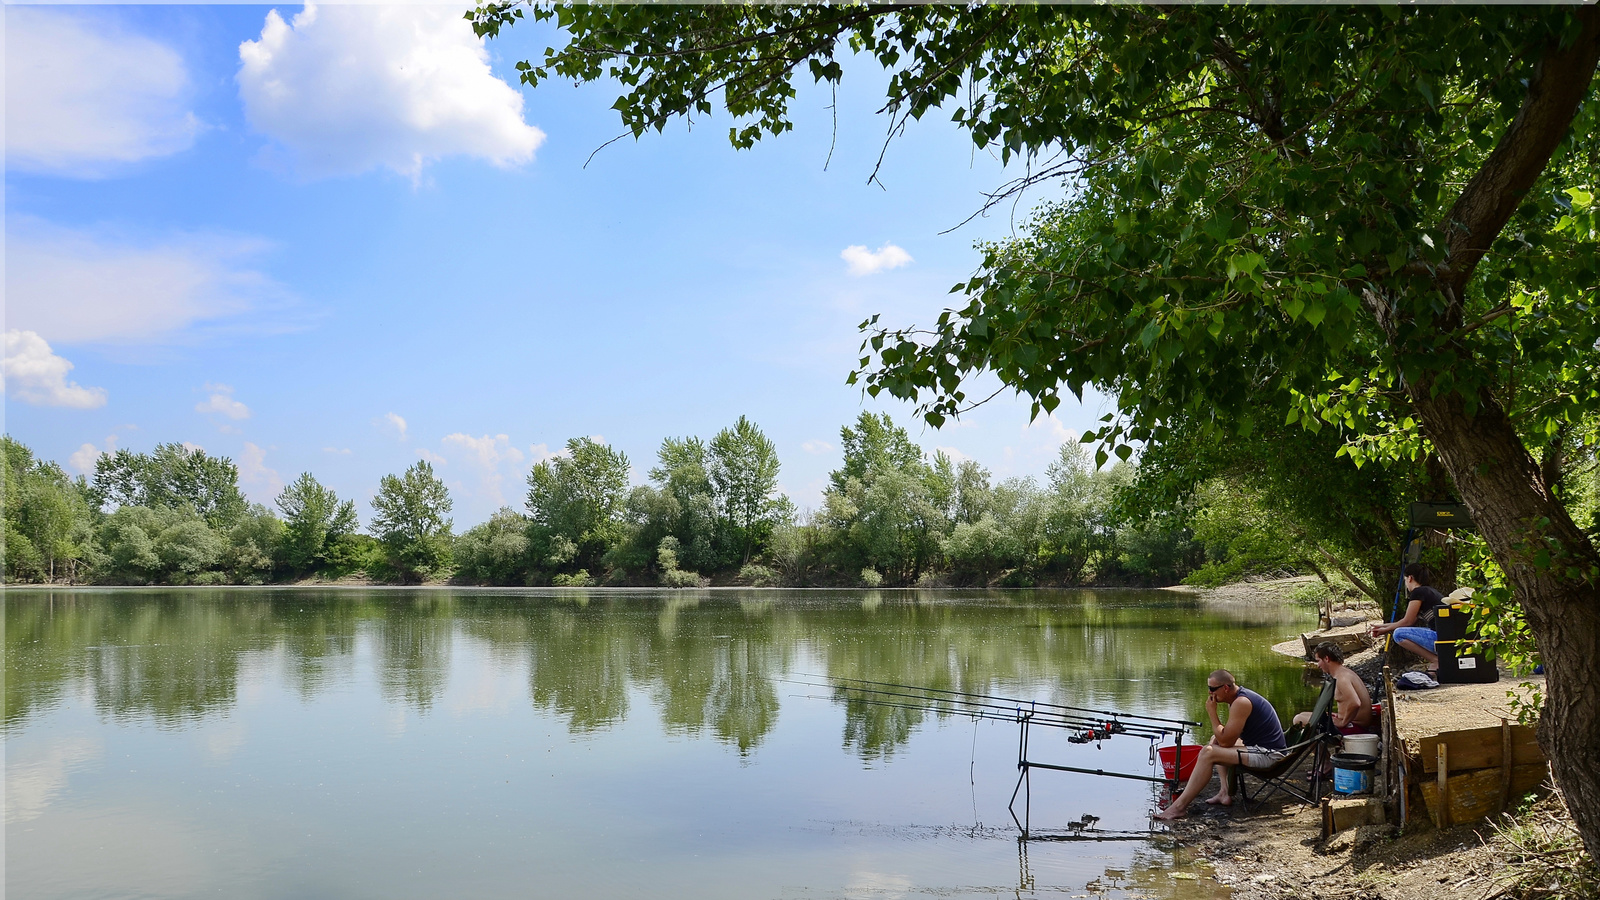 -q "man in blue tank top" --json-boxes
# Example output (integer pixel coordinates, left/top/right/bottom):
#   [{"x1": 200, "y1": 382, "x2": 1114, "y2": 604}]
[{"x1": 1154, "y1": 669, "x2": 1287, "y2": 820}]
